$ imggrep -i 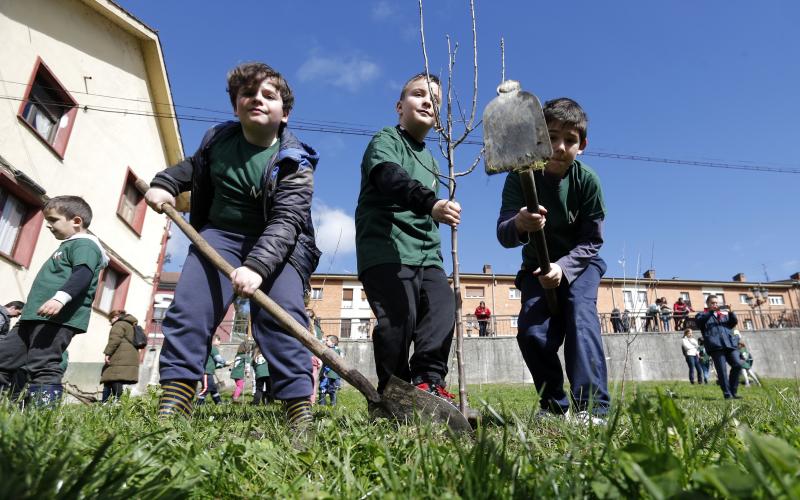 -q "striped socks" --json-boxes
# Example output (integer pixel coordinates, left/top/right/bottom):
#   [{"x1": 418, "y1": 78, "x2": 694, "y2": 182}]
[
  {"x1": 158, "y1": 380, "x2": 196, "y2": 418},
  {"x1": 284, "y1": 398, "x2": 313, "y2": 430}
]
